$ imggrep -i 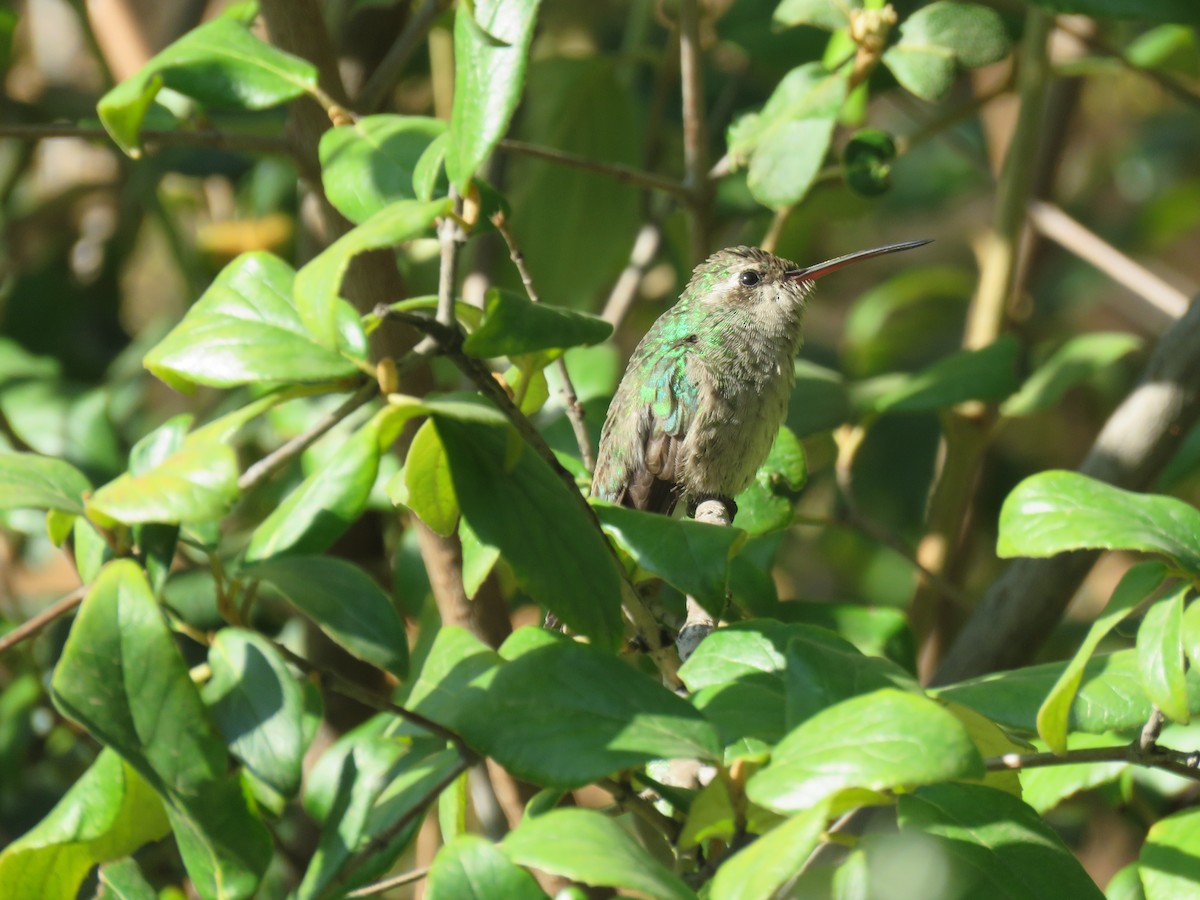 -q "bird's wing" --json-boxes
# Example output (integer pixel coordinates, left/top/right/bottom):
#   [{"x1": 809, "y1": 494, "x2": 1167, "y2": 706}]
[{"x1": 593, "y1": 350, "x2": 696, "y2": 514}]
